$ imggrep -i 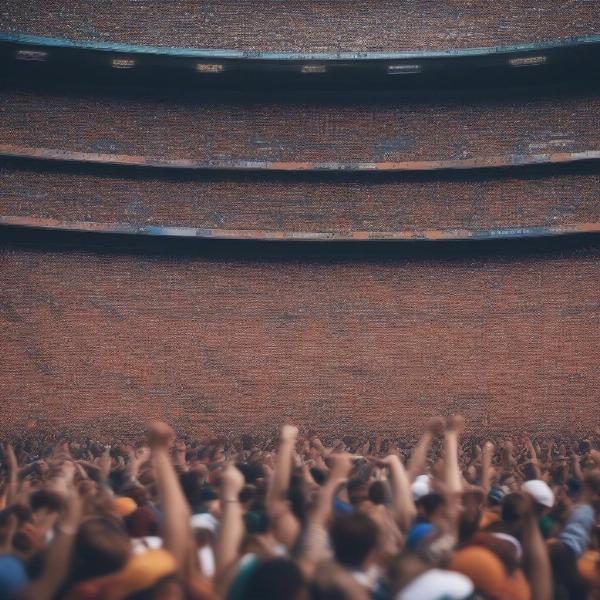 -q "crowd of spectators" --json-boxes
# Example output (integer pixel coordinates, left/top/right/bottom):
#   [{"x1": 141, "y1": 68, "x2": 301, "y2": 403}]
[{"x1": 1, "y1": 416, "x2": 600, "y2": 599}]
